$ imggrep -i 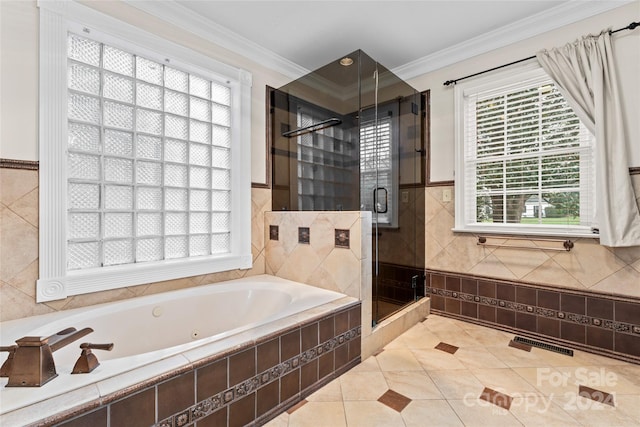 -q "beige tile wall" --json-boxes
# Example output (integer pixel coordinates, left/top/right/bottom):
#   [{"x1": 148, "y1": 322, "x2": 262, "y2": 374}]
[
  {"x1": 0, "y1": 167, "x2": 271, "y2": 321},
  {"x1": 264, "y1": 211, "x2": 373, "y2": 338},
  {"x1": 425, "y1": 179, "x2": 640, "y2": 298}
]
